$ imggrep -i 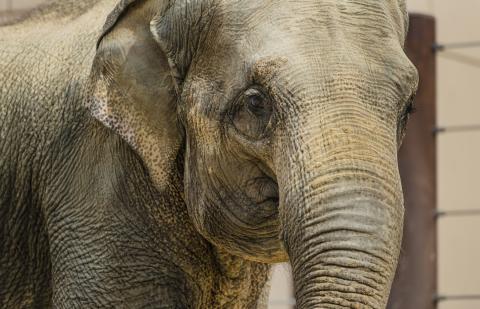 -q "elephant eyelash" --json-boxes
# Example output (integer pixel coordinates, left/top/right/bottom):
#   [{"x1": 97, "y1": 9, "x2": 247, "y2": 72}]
[
  {"x1": 405, "y1": 102, "x2": 416, "y2": 115},
  {"x1": 402, "y1": 93, "x2": 417, "y2": 117},
  {"x1": 398, "y1": 94, "x2": 417, "y2": 139}
]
